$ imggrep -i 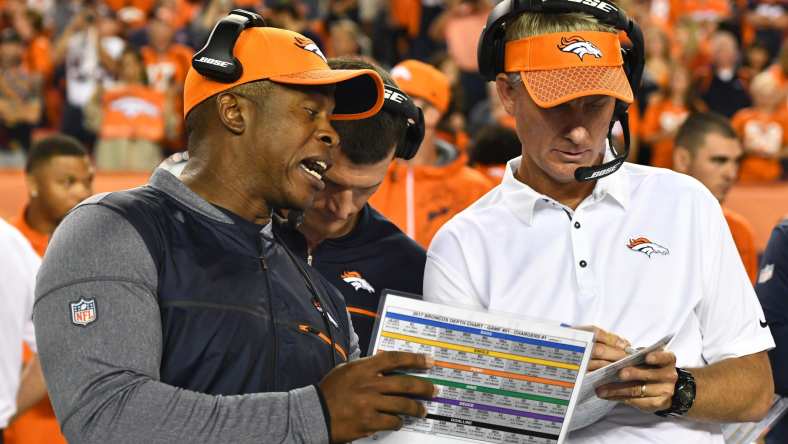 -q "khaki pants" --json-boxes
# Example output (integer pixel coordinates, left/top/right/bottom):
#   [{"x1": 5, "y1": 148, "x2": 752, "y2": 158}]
[{"x1": 95, "y1": 139, "x2": 163, "y2": 172}]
